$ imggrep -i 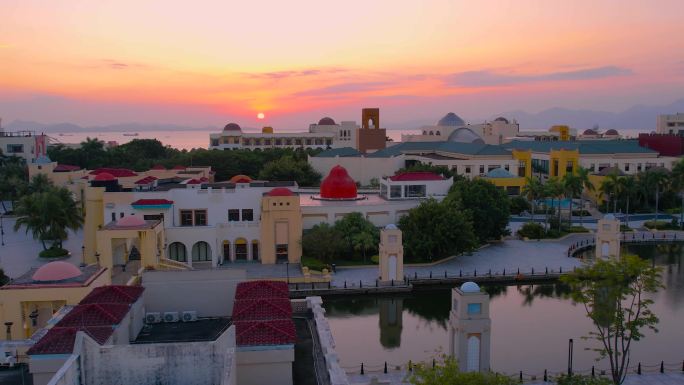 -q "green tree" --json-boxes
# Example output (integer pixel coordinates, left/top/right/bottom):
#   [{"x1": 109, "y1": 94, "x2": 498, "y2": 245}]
[
  {"x1": 638, "y1": 169, "x2": 669, "y2": 221},
  {"x1": 522, "y1": 176, "x2": 544, "y2": 223},
  {"x1": 599, "y1": 172, "x2": 620, "y2": 214},
  {"x1": 399, "y1": 199, "x2": 476, "y2": 261},
  {"x1": 301, "y1": 223, "x2": 346, "y2": 263},
  {"x1": 508, "y1": 195, "x2": 530, "y2": 215},
  {"x1": 670, "y1": 158, "x2": 684, "y2": 227},
  {"x1": 545, "y1": 177, "x2": 564, "y2": 232},
  {"x1": 334, "y1": 212, "x2": 379, "y2": 260},
  {"x1": 561, "y1": 256, "x2": 662, "y2": 385},
  {"x1": 26, "y1": 174, "x2": 54, "y2": 194},
  {"x1": 0, "y1": 151, "x2": 27, "y2": 202},
  {"x1": 563, "y1": 173, "x2": 583, "y2": 226},
  {"x1": 258, "y1": 155, "x2": 321, "y2": 186},
  {"x1": 576, "y1": 167, "x2": 595, "y2": 226},
  {"x1": 447, "y1": 179, "x2": 510, "y2": 242},
  {"x1": 616, "y1": 176, "x2": 636, "y2": 225},
  {"x1": 408, "y1": 355, "x2": 514, "y2": 385}
]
